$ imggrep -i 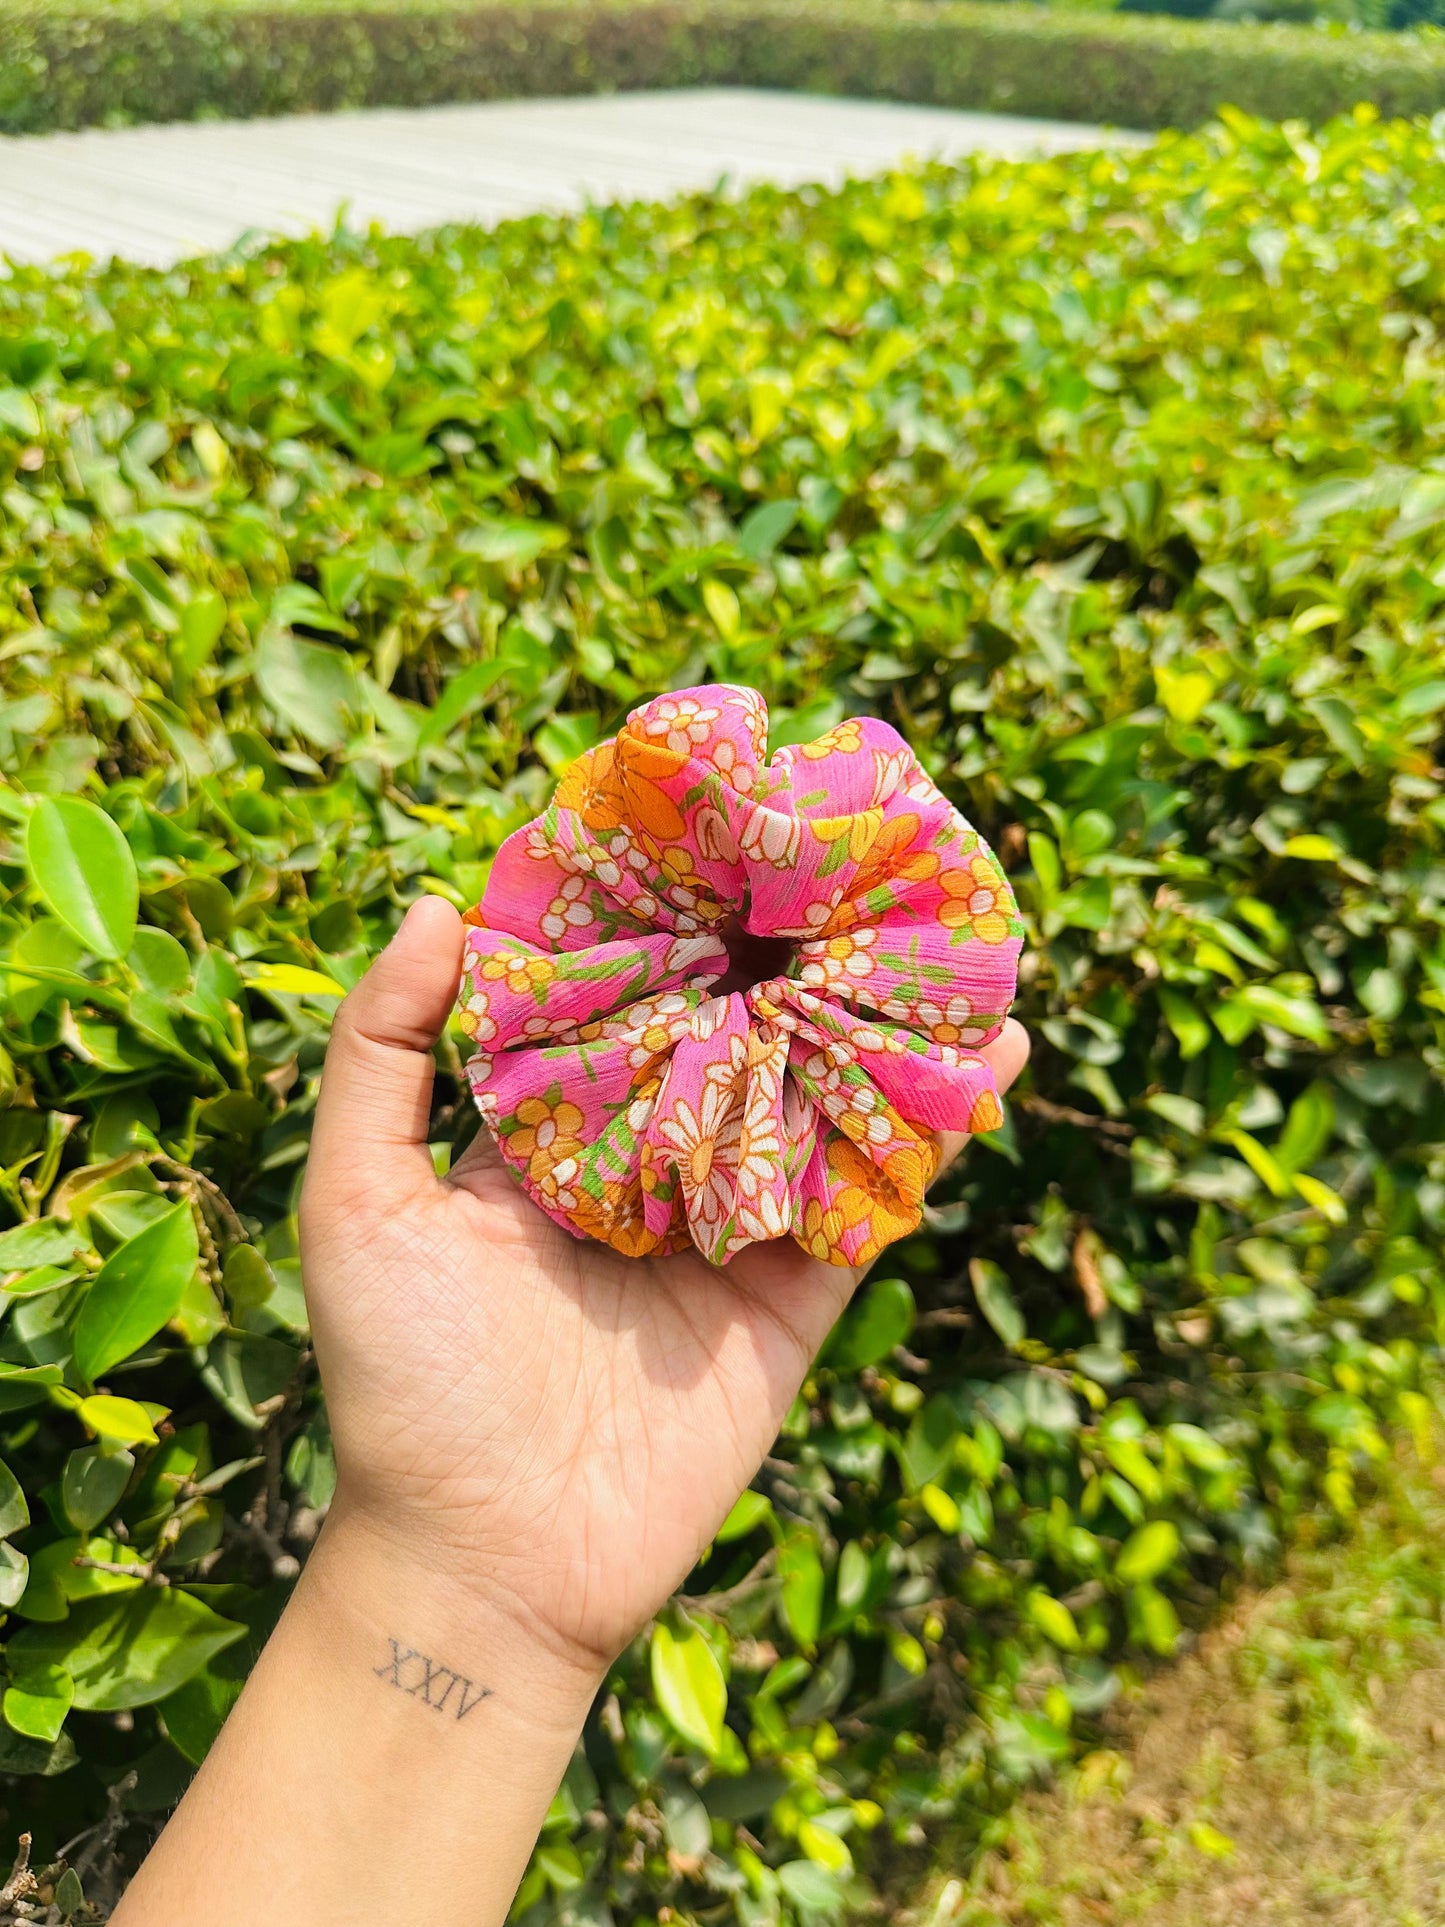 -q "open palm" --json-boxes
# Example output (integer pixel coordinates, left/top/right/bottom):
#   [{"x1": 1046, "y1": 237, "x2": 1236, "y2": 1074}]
[{"x1": 300, "y1": 897, "x2": 1029, "y2": 1668}]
